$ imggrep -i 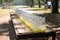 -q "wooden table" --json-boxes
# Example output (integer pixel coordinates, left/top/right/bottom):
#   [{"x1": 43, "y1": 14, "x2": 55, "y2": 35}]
[{"x1": 10, "y1": 13, "x2": 56, "y2": 40}]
